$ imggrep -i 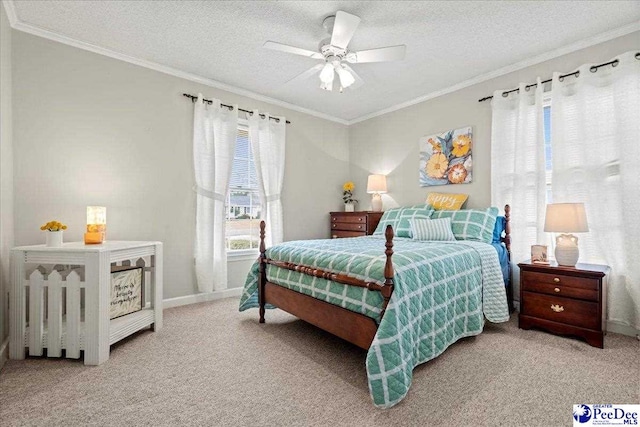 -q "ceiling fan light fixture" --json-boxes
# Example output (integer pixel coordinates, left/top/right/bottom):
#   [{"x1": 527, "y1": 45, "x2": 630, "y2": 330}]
[
  {"x1": 320, "y1": 79, "x2": 333, "y2": 91},
  {"x1": 335, "y1": 66, "x2": 355, "y2": 88},
  {"x1": 319, "y1": 63, "x2": 335, "y2": 84}
]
